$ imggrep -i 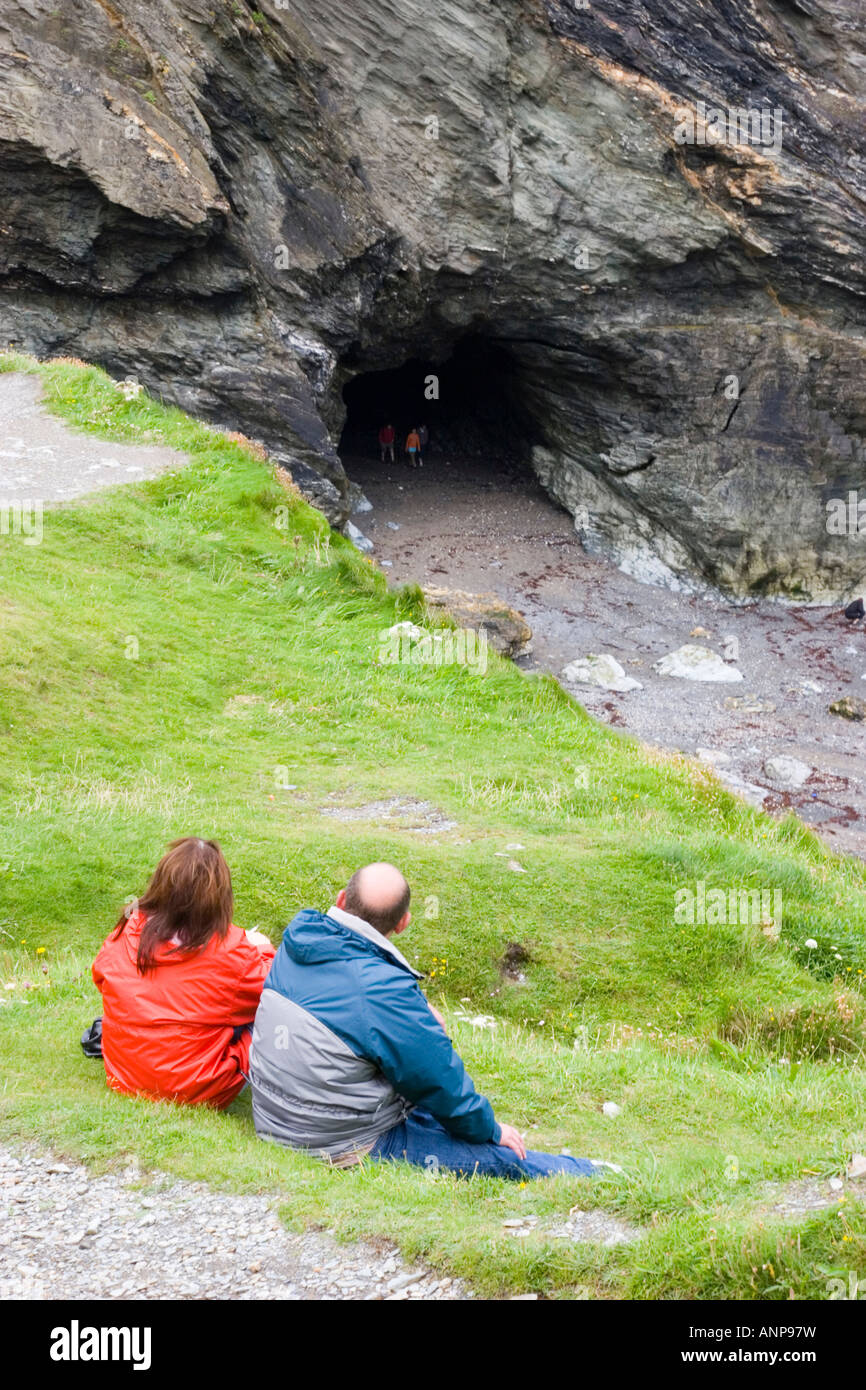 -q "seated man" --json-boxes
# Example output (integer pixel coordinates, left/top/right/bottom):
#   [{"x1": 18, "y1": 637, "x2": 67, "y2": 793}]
[{"x1": 249, "y1": 862, "x2": 602, "y2": 1180}]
